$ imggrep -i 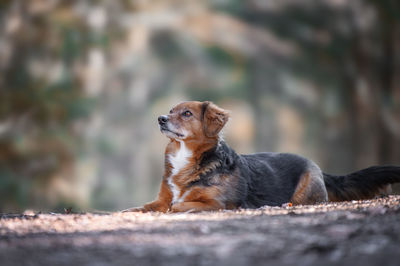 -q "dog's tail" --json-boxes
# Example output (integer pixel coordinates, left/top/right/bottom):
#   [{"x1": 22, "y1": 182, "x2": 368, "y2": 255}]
[{"x1": 323, "y1": 166, "x2": 400, "y2": 201}]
